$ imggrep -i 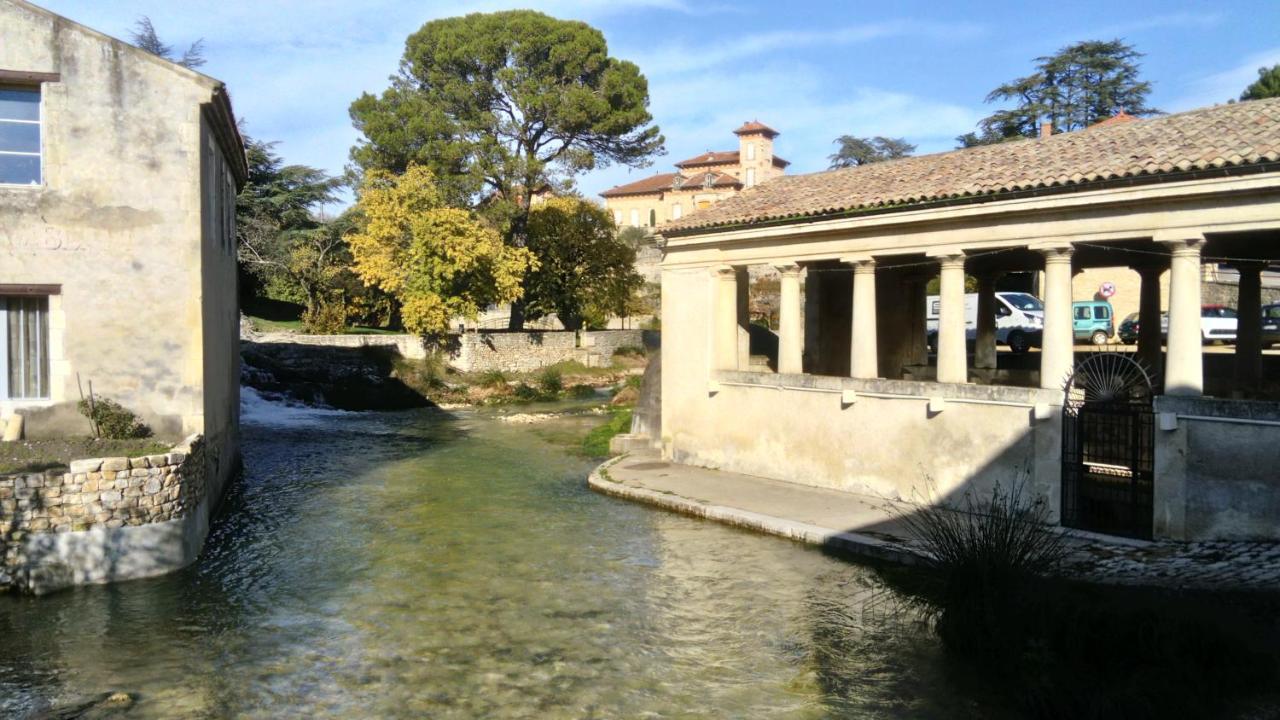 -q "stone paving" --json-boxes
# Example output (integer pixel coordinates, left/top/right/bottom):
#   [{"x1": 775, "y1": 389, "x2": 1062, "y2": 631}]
[{"x1": 592, "y1": 452, "x2": 1280, "y2": 593}]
